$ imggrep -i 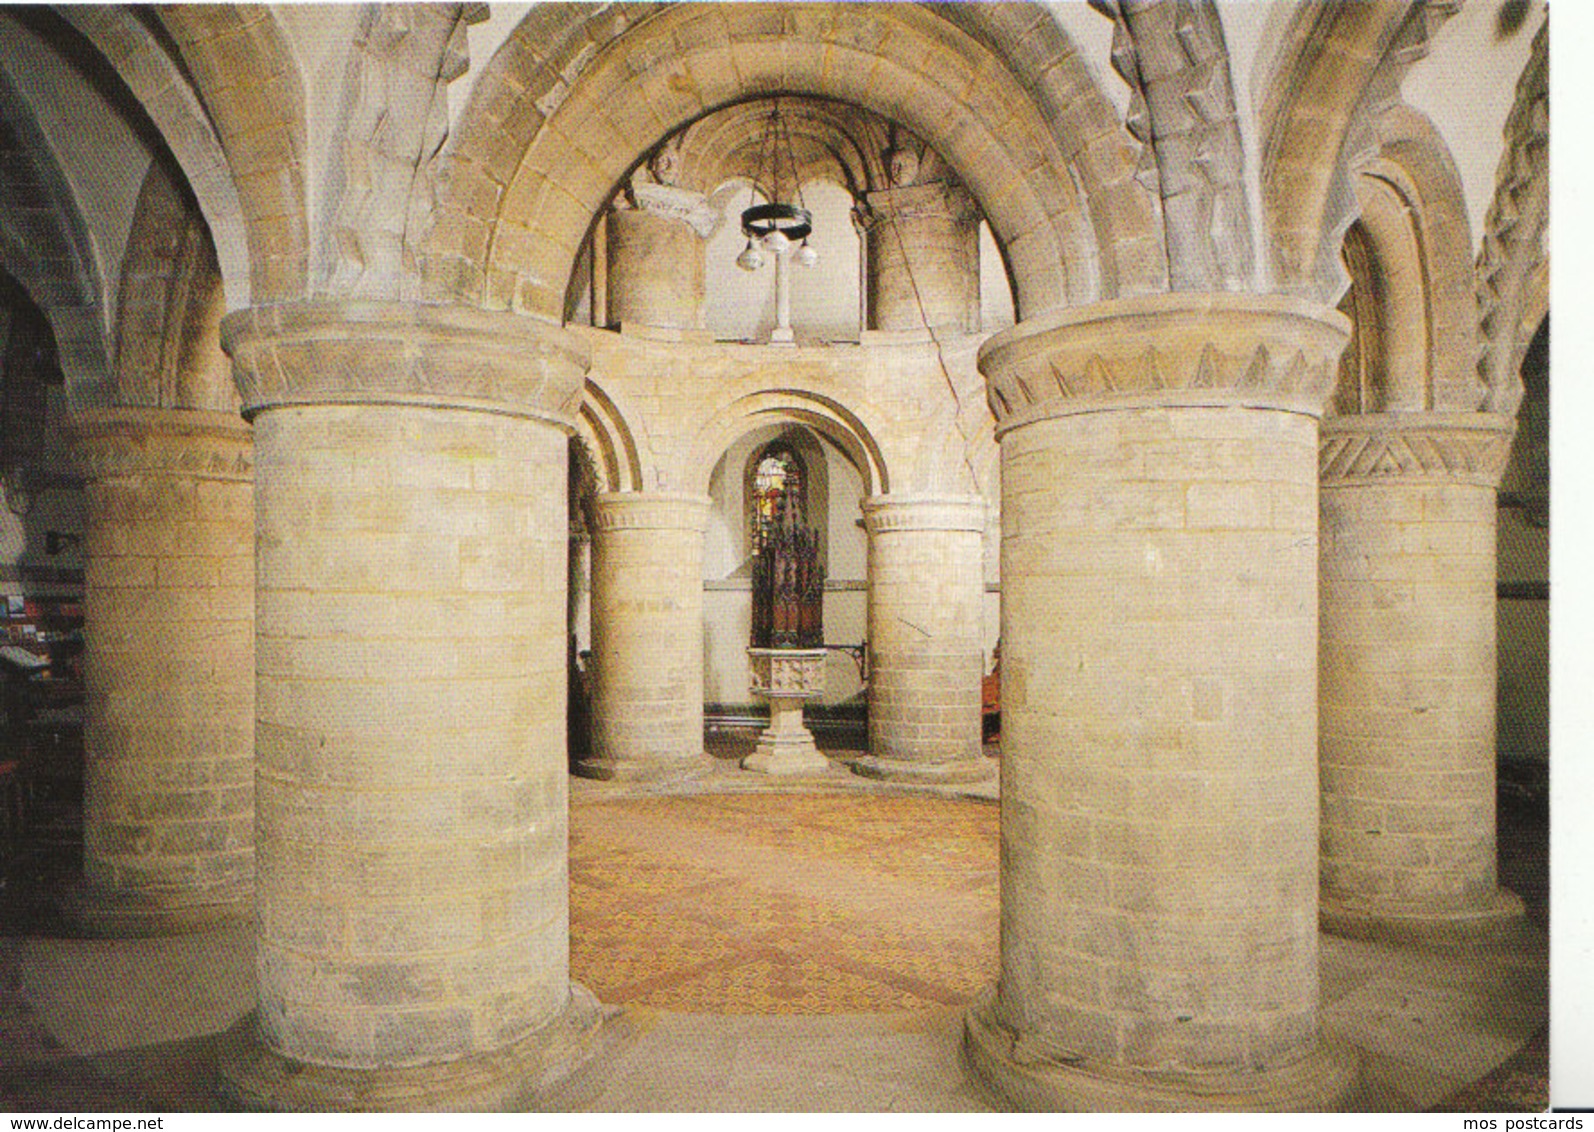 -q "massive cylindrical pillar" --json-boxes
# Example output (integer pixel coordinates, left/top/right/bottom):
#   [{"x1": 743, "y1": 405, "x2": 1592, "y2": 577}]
[
  {"x1": 861, "y1": 182, "x2": 979, "y2": 333},
  {"x1": 1318, "y1": 412, "x2": 1523, "y2": 941},
  {"x1": 964, "y1": 294, "x2": 1359, "y2": 1111},
  {"x1": 577, "y1": 491, "x2": 710, "y2": 782},
  {"x1": 216, "y1": 303, "x2": 606, "y2": 1111},
  {"x1": 851, "y1": 495, "x2": 989, "y2": 783},
  {"x1": 604, "y1": 205, "x2": 704, "y2": 331},
  {"x1": 69, "y1": 408, "x2": 254, "y2": 936}
]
